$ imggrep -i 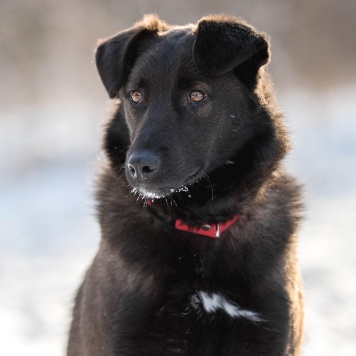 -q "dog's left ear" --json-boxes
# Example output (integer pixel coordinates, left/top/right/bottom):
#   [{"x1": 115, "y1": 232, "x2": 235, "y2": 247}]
[
  {"x1": 193, "y1": 16, "x2": 270, "y2": 86},
  {"x1": 96, "y1": 14, "x2": 169, "y2": 98}
]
